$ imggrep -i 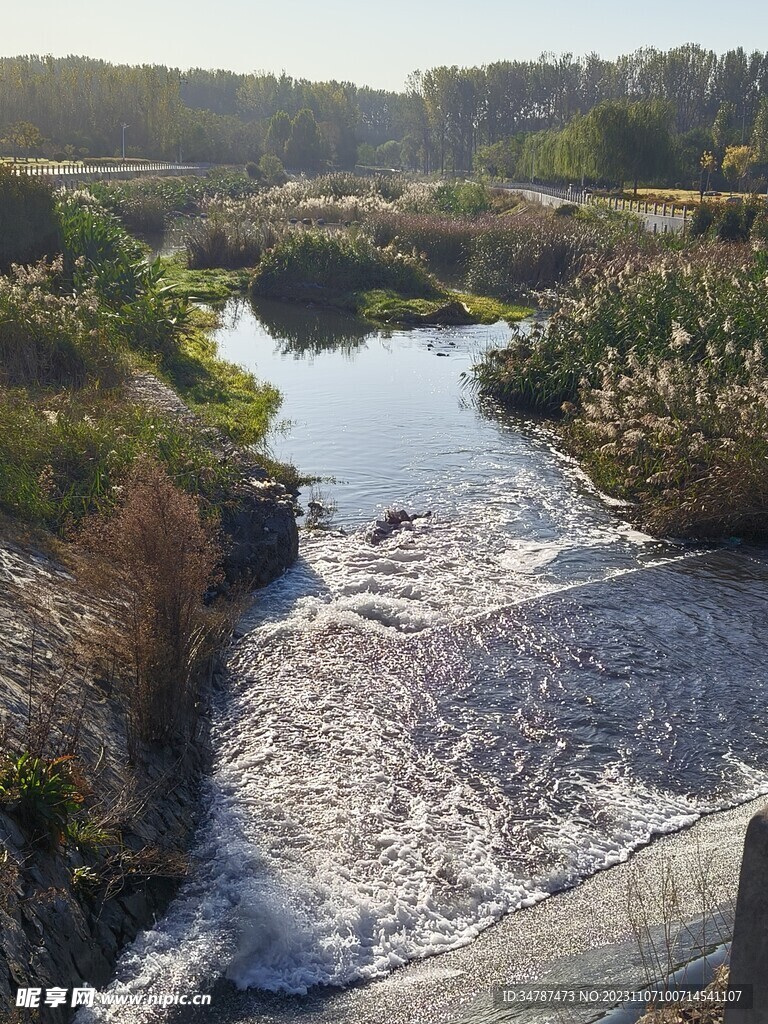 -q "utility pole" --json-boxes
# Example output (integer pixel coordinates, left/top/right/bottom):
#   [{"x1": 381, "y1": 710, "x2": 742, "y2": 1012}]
[{"x1": 121, "y1": 123, "x2": 129, "y2": 160}]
